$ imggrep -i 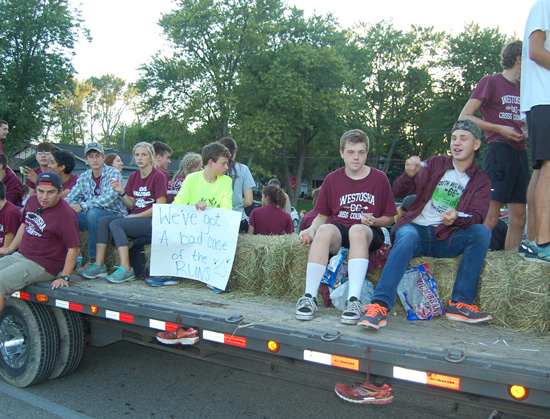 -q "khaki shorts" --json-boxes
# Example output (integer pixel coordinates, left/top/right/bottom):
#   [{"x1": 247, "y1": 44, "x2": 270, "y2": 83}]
[{"x1": 0, "y1": 252, "x2": 55, "y2": 299}]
